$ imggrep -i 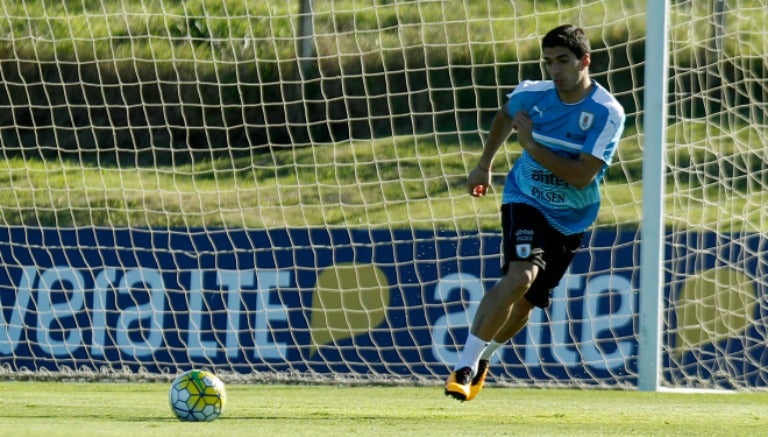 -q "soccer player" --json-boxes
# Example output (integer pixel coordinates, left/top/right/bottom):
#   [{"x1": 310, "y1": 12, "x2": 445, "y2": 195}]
[{"x1": 444, "y1": 24, "x2": 626, "y2": 401}]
